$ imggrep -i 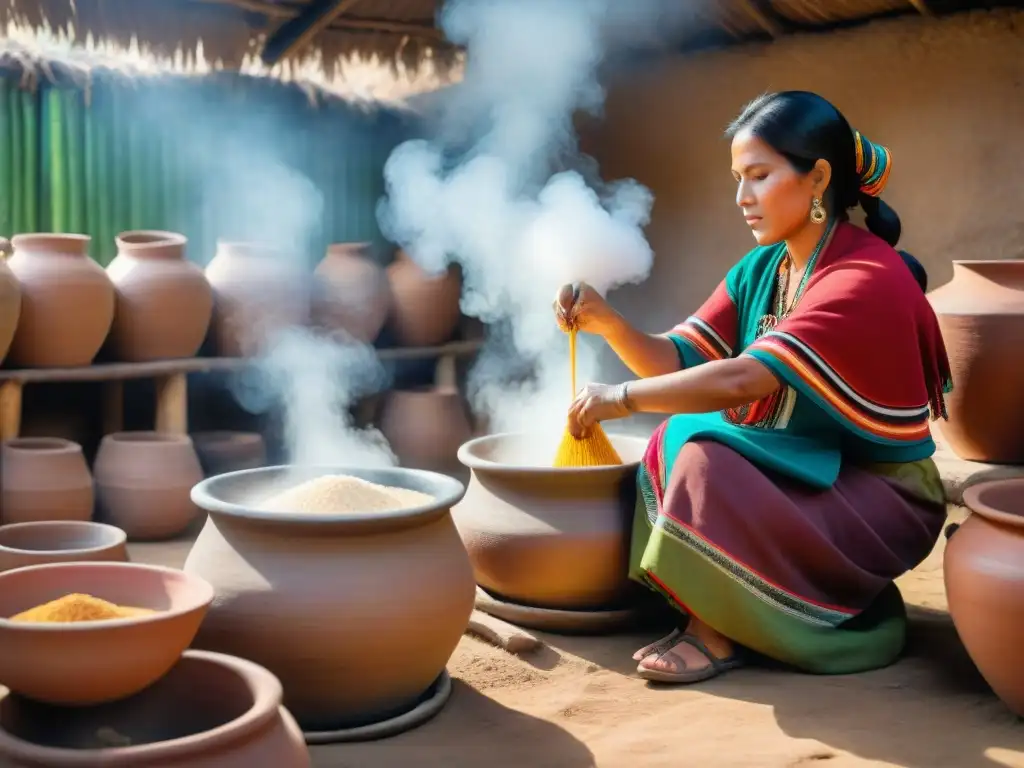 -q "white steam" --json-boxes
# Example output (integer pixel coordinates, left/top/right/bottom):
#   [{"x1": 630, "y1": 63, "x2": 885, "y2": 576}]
[{"x1": 378, "y1": 0, "x2": 691, "y2": 434}]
